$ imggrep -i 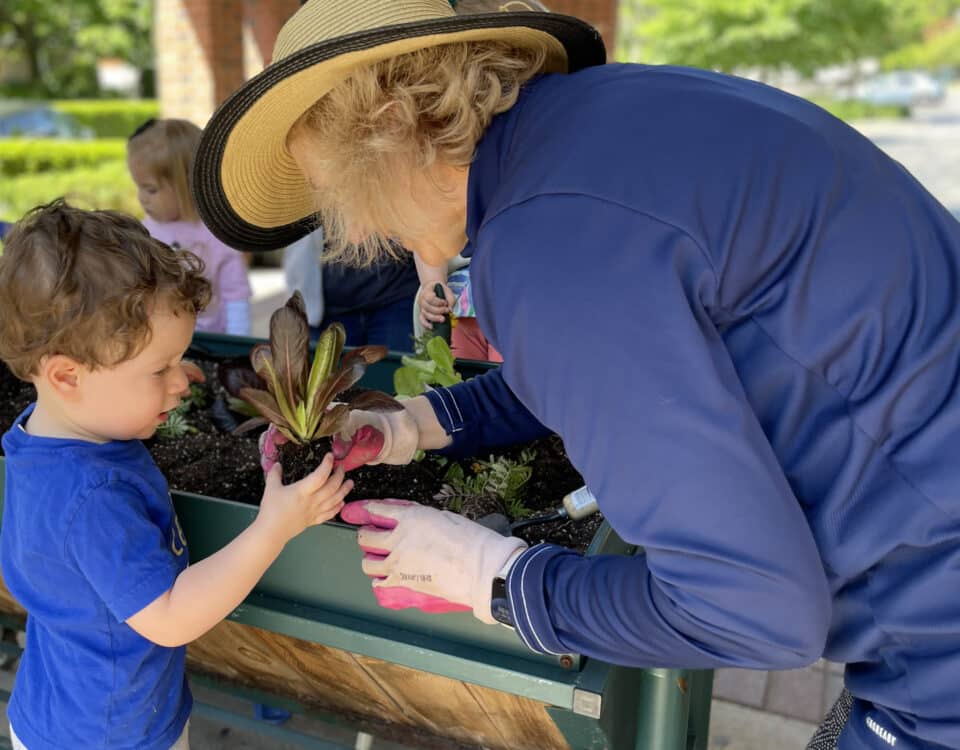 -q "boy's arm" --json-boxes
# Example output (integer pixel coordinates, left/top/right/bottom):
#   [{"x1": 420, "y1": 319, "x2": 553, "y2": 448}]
[
  {"x1": 127, "y1": 457, "x2": 350, "y2": 647},
  {"x1": 125, "y1": 515, "x2": 284, "y2": 647}
]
